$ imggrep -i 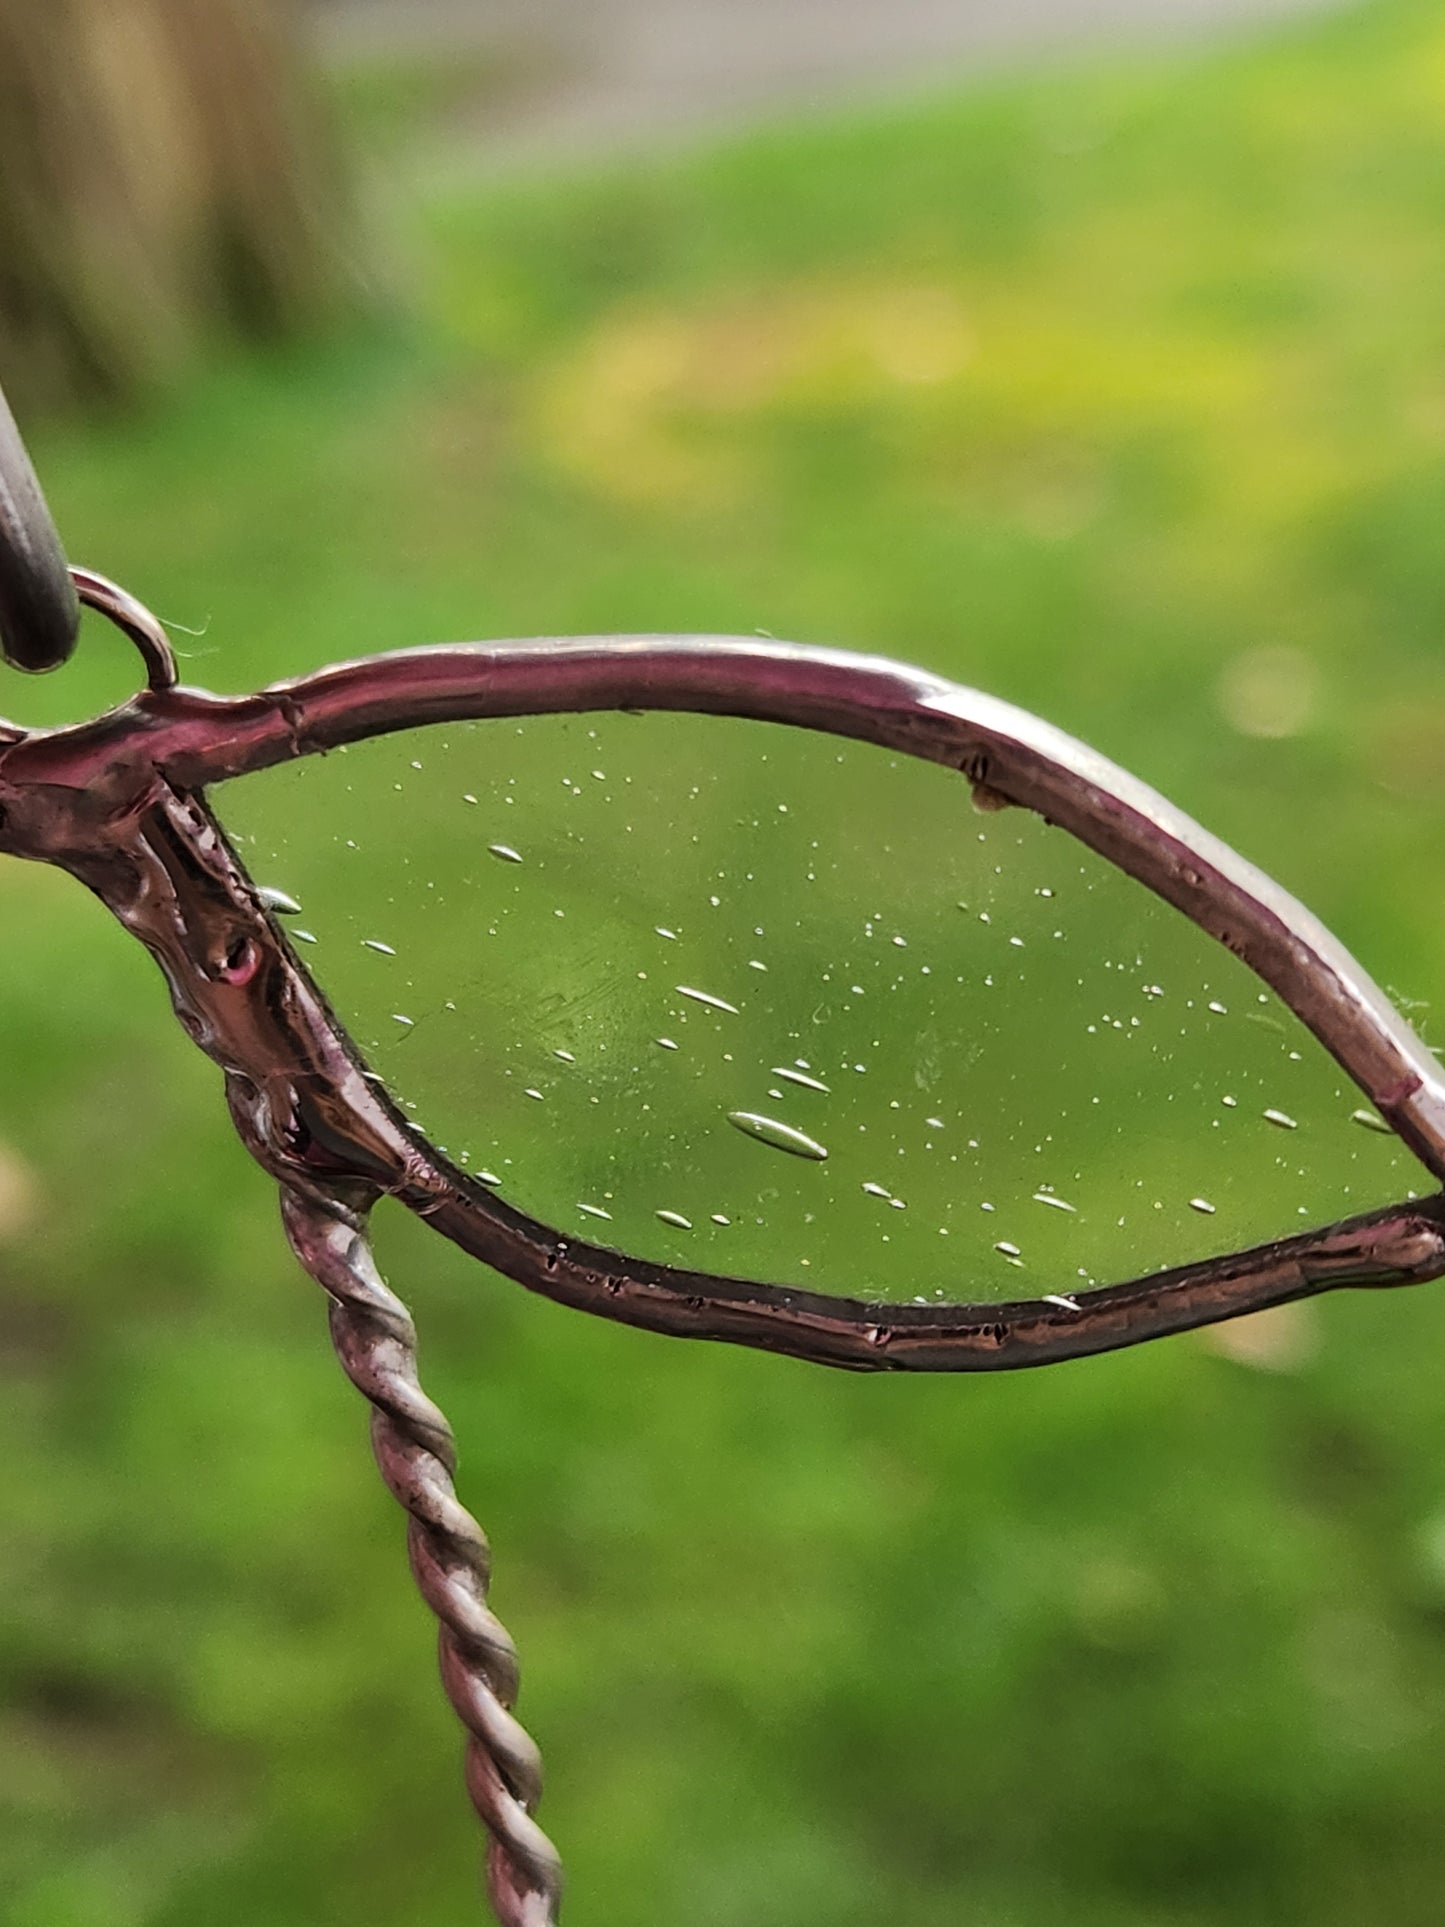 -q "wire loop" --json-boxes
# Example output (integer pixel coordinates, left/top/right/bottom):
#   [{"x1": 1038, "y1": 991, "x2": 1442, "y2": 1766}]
[{"x1": 71, "y1": 567, "x2": 178, "y2": 693}]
